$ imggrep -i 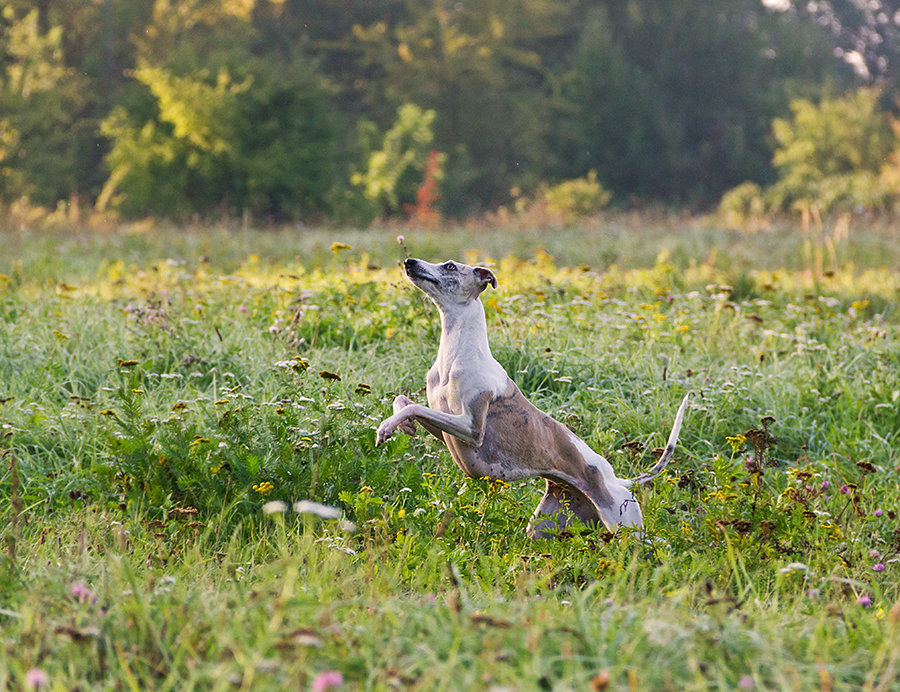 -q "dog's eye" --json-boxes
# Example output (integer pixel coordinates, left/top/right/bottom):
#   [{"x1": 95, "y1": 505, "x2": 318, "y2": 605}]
[{"x1": 442, "y1": 262, "x2": 457, "y2": 272}]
